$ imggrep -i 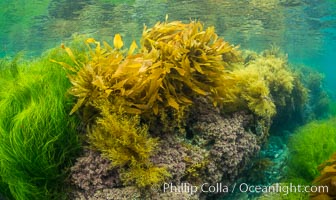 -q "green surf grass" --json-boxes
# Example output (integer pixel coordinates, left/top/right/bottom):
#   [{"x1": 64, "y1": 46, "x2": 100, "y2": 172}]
[
  {"x1": 286, "y1": 117, "x2": 336, "y2": 184},
  {"x1": 0, "y1": 50, "x2": 81, "y2": 200}
]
